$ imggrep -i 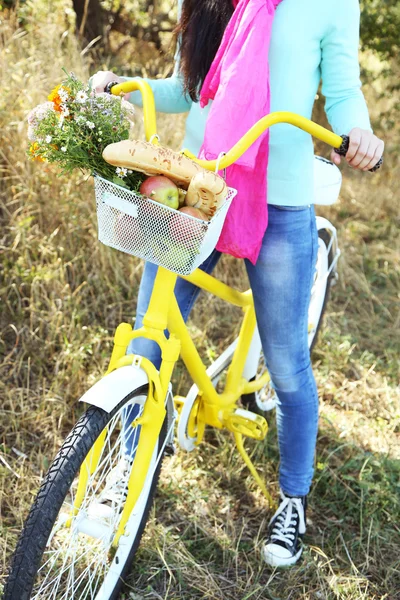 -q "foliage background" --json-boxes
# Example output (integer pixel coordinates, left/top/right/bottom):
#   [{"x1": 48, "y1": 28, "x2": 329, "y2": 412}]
[{"x1": 0, "y1": 1, "x2": 399, "y2": 599}]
